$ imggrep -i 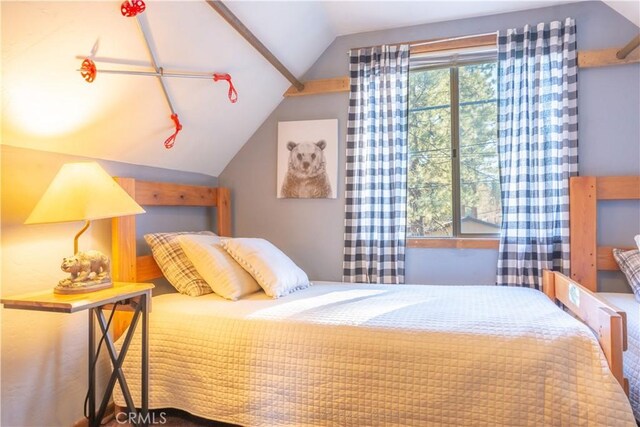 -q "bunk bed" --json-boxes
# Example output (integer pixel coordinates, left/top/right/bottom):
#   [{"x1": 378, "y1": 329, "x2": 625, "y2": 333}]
[{"x1": 569, "y1": 175, "x2": 640, "y2": 419}]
